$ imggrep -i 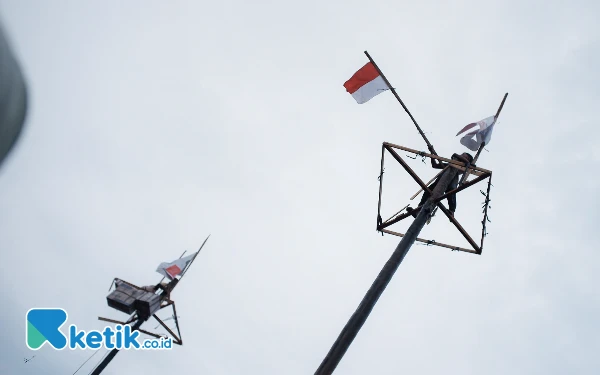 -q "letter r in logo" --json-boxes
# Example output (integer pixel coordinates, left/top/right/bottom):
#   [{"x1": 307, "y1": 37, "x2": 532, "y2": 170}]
[{"x1": 26, "y1": 308, "x2": 68, "y2": 350}]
